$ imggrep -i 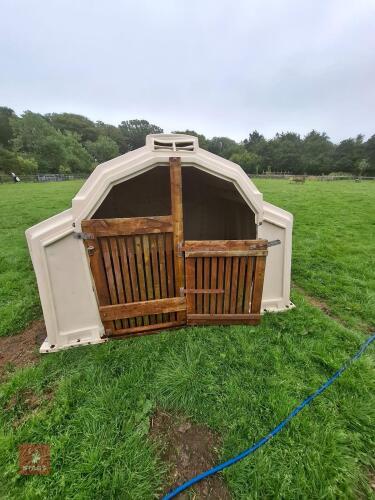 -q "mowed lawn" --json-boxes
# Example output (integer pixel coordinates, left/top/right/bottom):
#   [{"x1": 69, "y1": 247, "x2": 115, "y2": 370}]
[{"x1": 0, "y1": 179, "x2": 374, "y2": 499}]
